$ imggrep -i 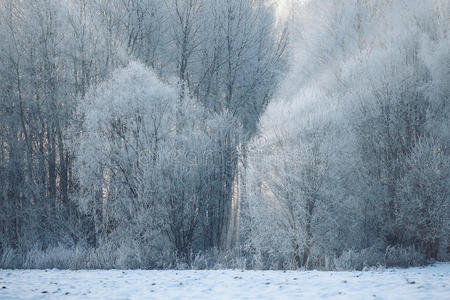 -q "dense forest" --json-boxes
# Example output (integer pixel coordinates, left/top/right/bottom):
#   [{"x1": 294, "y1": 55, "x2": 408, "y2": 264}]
[{"x1": 0, "y1": 0, "x2": 448, "y2": 270}]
